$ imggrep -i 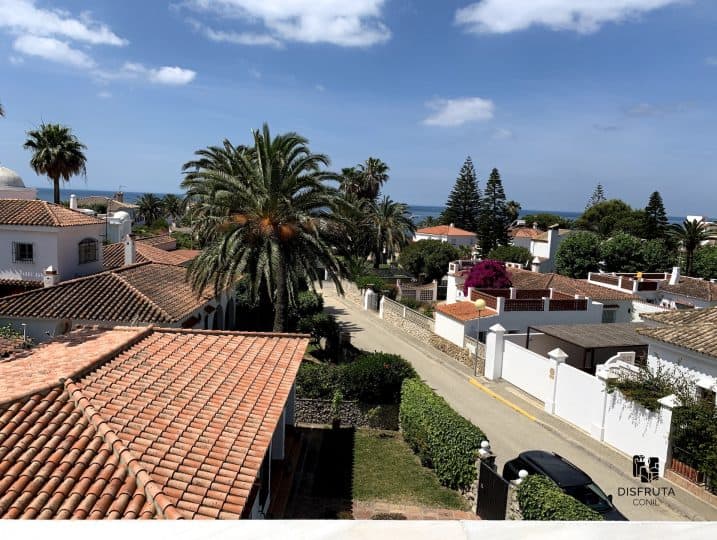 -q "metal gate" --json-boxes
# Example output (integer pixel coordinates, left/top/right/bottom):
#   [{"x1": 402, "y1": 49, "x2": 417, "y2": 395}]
[
  {"x1": 476, "y1": 461, "x2": 509, "y2": 520},
  {"x1": 366, "y1": 291, "x2": 380, "y2": 311}
]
